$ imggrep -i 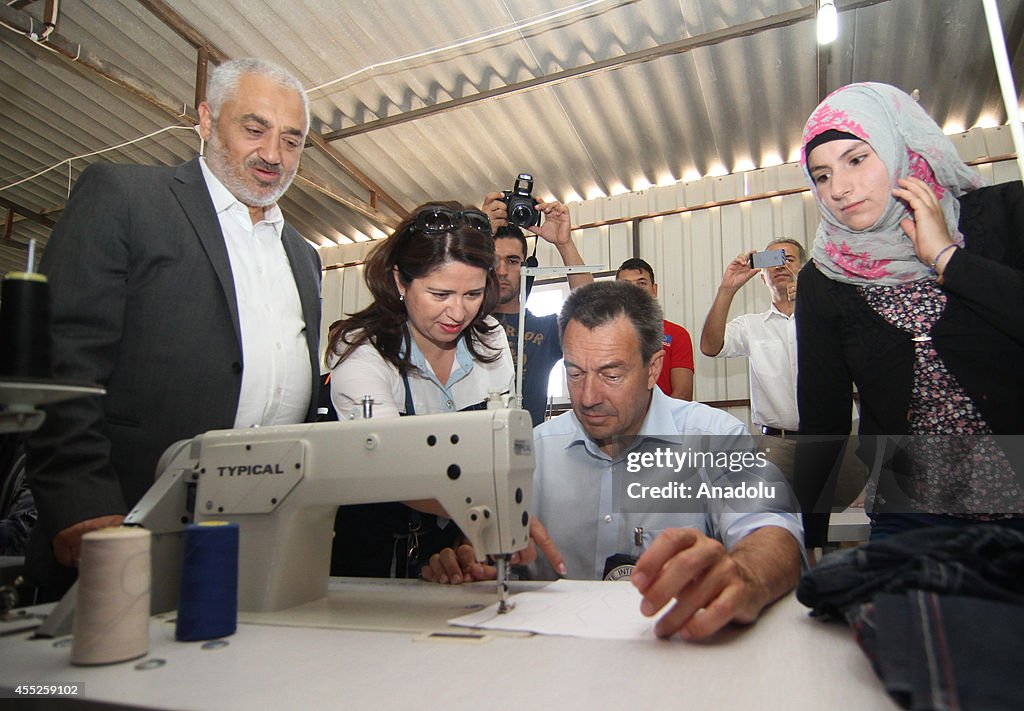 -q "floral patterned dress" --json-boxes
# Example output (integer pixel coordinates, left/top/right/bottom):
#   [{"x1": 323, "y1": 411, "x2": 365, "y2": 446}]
[{"x1": 859, "y1": 279, "x2": 1021, "y2": 519}]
